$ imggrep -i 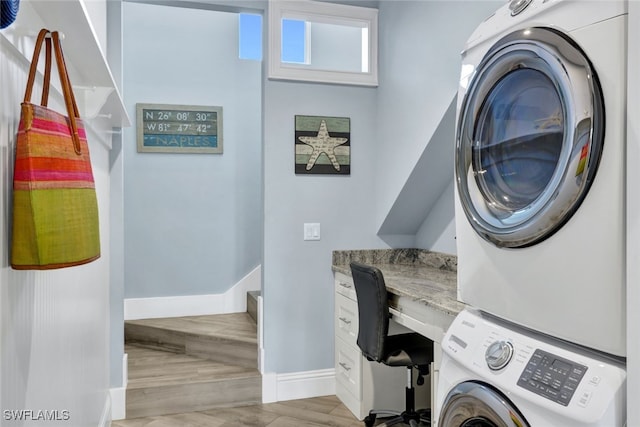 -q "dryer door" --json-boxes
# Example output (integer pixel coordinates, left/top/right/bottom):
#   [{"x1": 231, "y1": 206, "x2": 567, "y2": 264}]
[
  {"x1": 456, "y1": 27, "x2": 604, "y2": 248},
  {"x1": 439, "y1": 381, "x2": 529, "y2": 427}
]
